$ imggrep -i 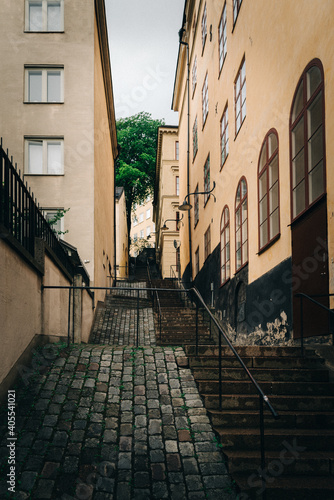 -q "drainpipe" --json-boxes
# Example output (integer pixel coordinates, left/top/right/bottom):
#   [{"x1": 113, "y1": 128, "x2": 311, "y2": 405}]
[
  {"x1": 179, "y1": 27, "x2": 193, "y2": 285},
  {"x1": 114, "y1": 145, "x2": 120, "y2": 288}
]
